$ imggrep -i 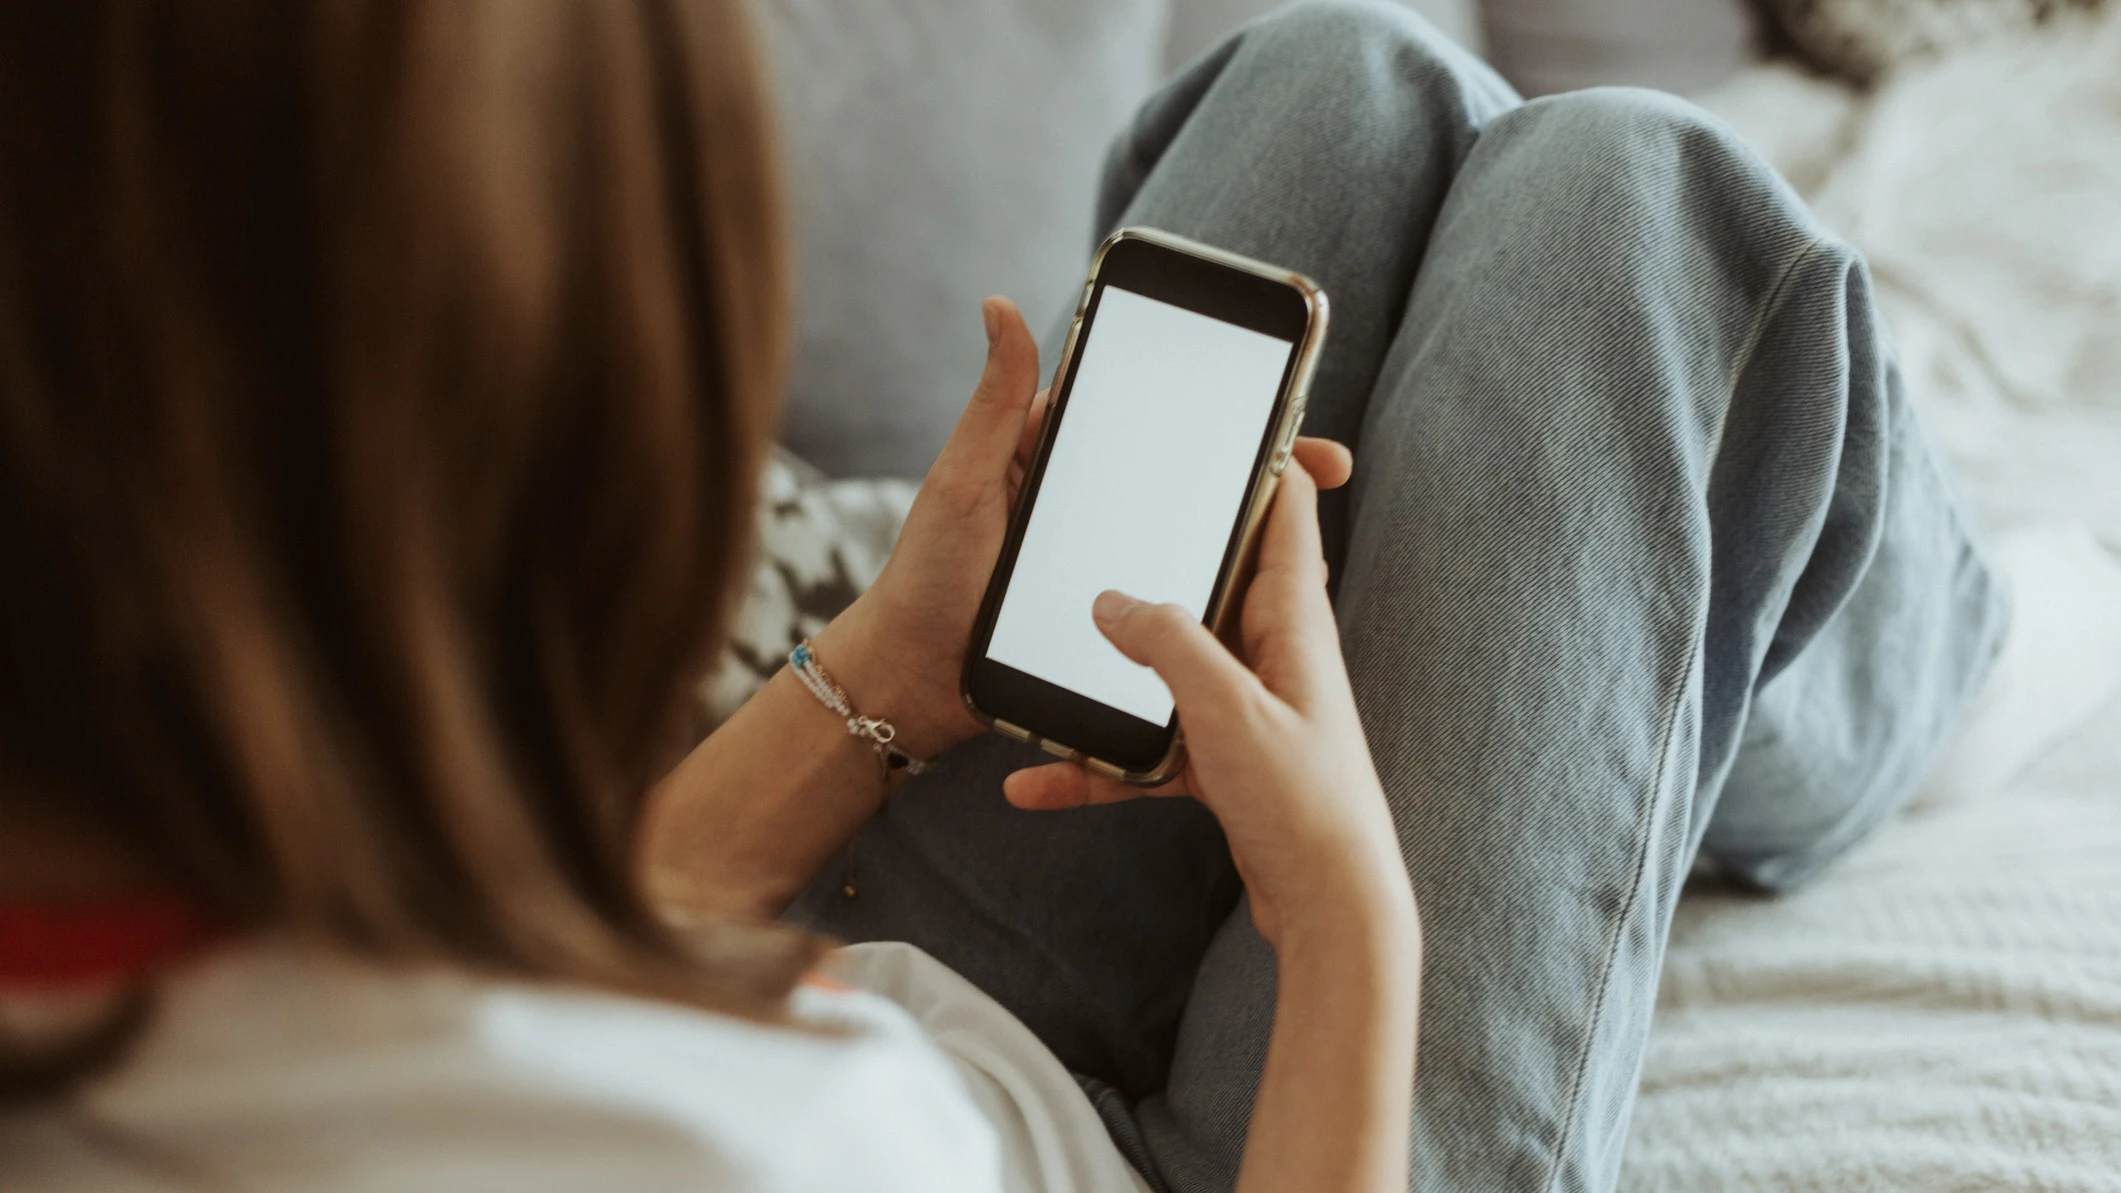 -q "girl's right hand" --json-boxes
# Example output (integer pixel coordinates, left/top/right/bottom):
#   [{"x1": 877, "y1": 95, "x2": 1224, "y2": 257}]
[{"x1": 1001, "y1": 448, "x2": 1415, "y2": 948}]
